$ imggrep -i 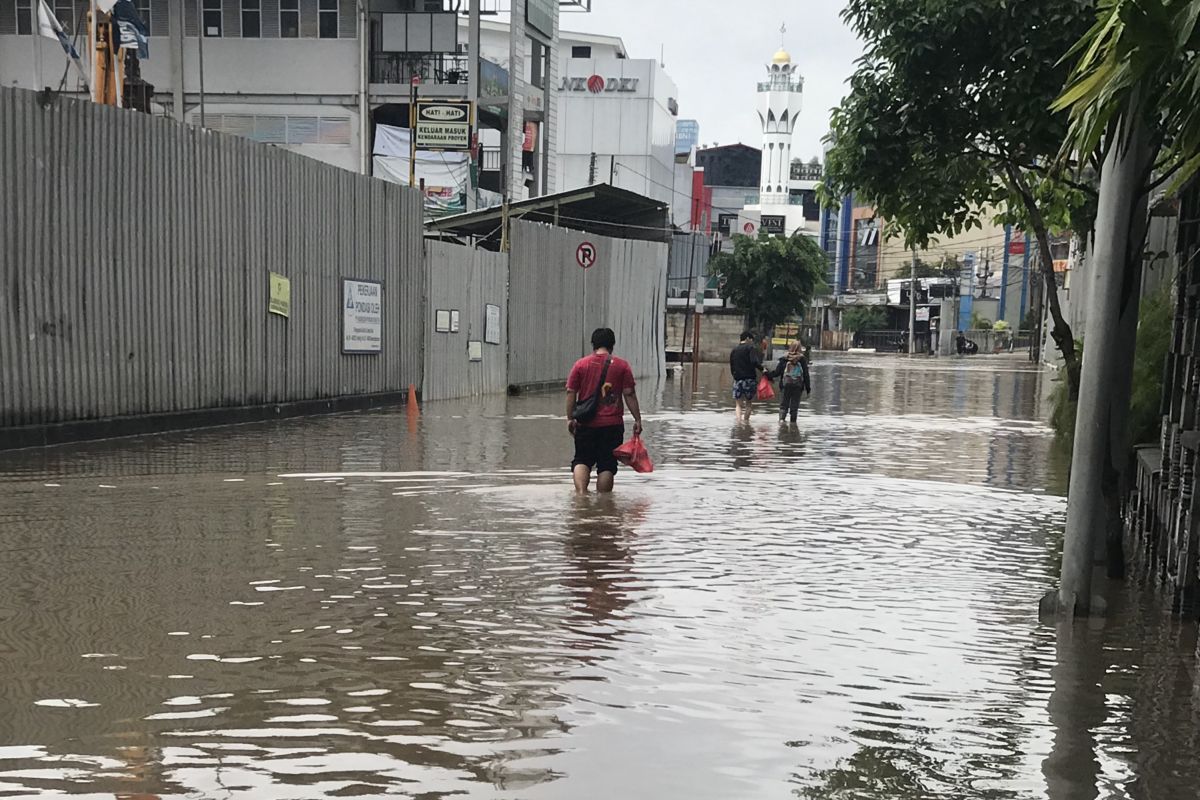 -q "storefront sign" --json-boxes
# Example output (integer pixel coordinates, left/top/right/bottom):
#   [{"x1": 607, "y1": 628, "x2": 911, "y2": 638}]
[
  {"x1": 916, "y1": 307, "x2": 930, "y2": 322},
  {"x1": 718, "y1": 213, "x2": 737, "y2": 235},
  {"x1": 761, "y1": 214, "x2": 786, "y2": 235},
  {"x1": 415, "y1": 100, "x2": 472, "y2": 150},
  {"x1": 343, "y1": 279, "x2": 383, "y2": 353},
  {"x1": 560, "y1": 75, "x2": 641, "y2": 93}
]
